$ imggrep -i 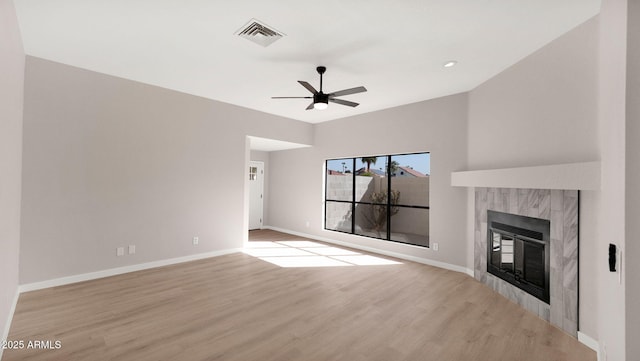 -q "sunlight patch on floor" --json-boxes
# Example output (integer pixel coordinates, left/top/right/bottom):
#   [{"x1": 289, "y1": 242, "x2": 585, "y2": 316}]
[
  {"x1": 243, "y1": 247, "x2": 316, "y2": 257},
  {"x1": 300, "y1": 247, "x2": 360, "y2": 256},
  {"x1": 243, "y1": 239, "x2": 402, "y2": 268},
  {"x1": 245, "y1": 241, "x2": 288, "y2": 248},
  {"x1": 260, "y1": 256, "x2": 353, "y2": 268},
  {"x1": 277, "y1": 240, "x2": 327, "y2": 248}
]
